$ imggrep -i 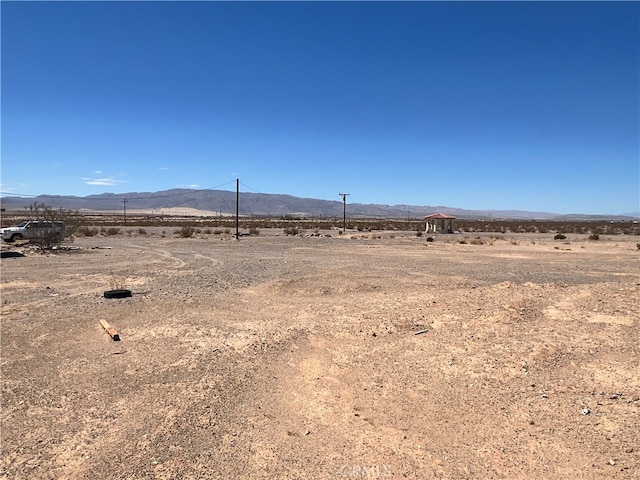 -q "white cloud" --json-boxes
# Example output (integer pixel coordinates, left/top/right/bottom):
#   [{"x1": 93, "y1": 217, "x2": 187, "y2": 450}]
[
  {"x1": 0, "y1": 183, "x2": 27, "y2": 193},
  {"x1": 83, "y1": 177, "x2": 126, "y2": 186},
  {"x1": 93, "y1": 170, "x2": 103, "y2": 174},
  {"x1": 158, "y1": 167, "x2": 169, "y2": 171},
  {"x1": 177, "y1": 184, "x2": 200, "y2": 188}
]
